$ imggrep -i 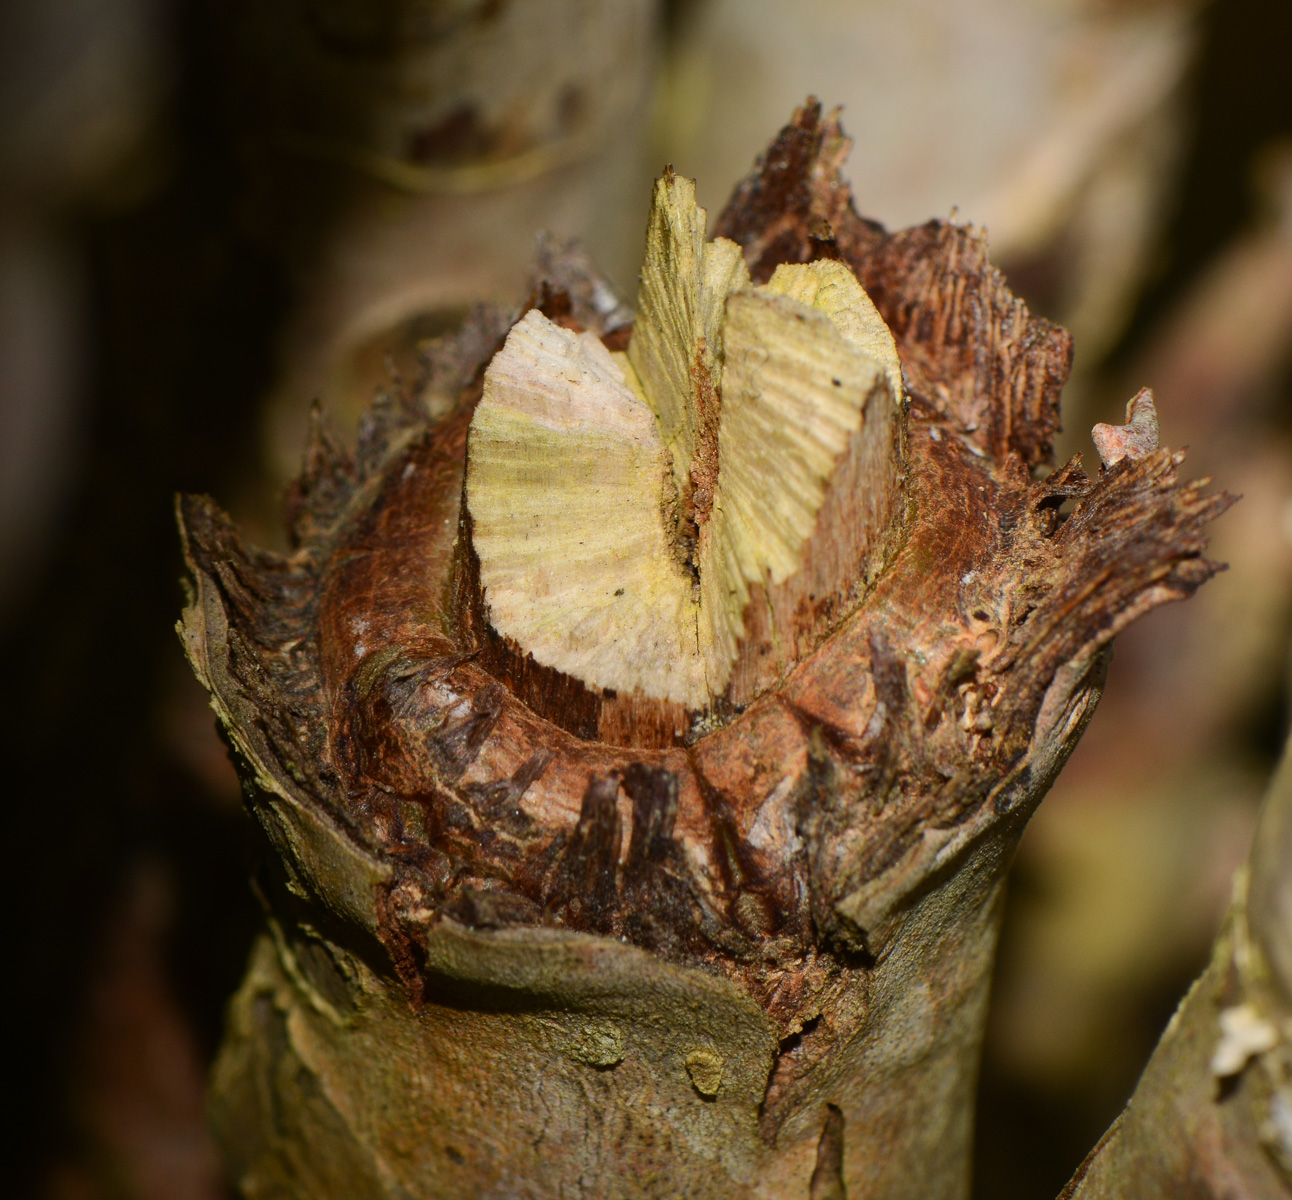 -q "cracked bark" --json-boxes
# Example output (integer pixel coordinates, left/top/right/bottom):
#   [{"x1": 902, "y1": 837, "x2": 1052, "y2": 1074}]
[{"x1": 180, "y1": 104, "x2": 1229, "y2": 1199}]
